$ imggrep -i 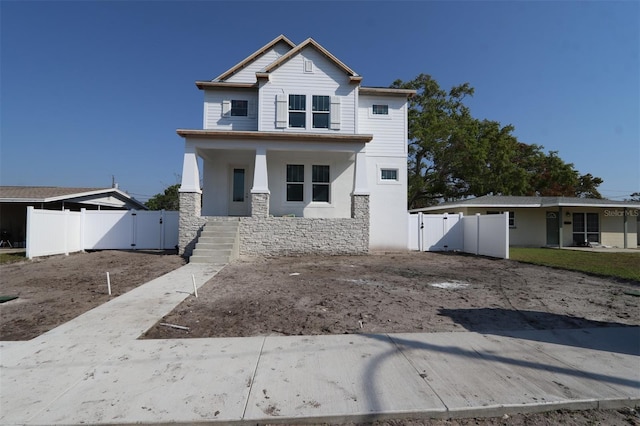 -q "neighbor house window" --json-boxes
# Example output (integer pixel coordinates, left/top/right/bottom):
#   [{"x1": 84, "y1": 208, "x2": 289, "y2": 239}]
[
  {"x1": 230, "y1": 100, "x2": 248, "y2": 116},
  {"x1": 487, "y1": 211, "x2": 516, "y2": 227},
  {"x1": 372, "y1": 104, "x2": 389, "y2": 115},
  {"x1": 312, "y1": 95, "x2": 330, "y2": 129},
  {"x1": 573, "y1": 212, "x2": 599, "y2": 244},
  {"x1": 380, "y1": 168, "x2": 398, "y2": 181},
  {"x1": 289, "y1": 95, "x2": 306, "y2": 128},
  {"x1": 286, "y1": 164, "x2": 304, "y2": 201},
  {"x1": 312, "y1": 165, "x2": 330, "y2": 202}
]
